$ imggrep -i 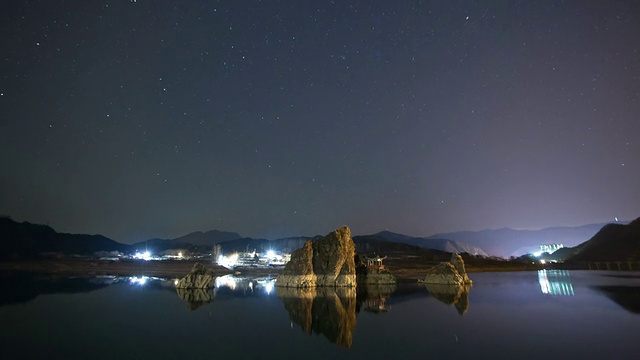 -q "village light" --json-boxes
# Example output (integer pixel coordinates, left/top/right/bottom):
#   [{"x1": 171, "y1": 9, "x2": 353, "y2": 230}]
[
  {"x1": 134, "y1": 251, "x2": 151, "y2": 261},
  {"x1": 217, "y1": 253, "x2": 239, "y2": 269},
  {"x1": 266, "y1": 250, "x2": 276, "y2": 259},
  {"x1": 129, "y1": 276, "x2": 148, "y2": 285}
]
